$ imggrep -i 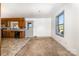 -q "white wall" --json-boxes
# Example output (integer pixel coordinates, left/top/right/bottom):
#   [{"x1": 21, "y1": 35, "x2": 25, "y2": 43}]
[
  {"x1": 25, "y1": 18, "x2": 51, "y2": 37},
  {"x1": 51, "y1": 4, "x2": 79, "y2": 55}
]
